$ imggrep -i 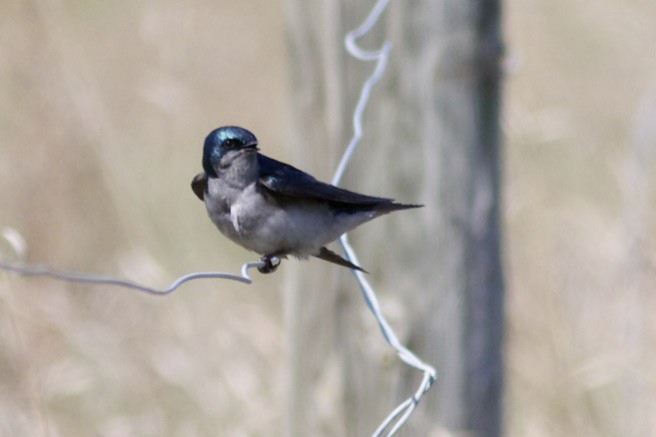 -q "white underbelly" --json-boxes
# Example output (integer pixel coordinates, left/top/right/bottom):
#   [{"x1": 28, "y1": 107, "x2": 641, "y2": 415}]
[{"x1": 206, "y1": 184, "x2": 374, "y2": 256}]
